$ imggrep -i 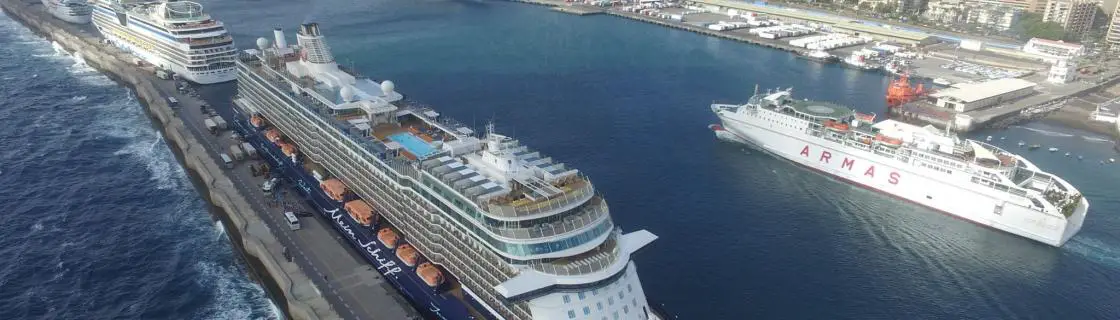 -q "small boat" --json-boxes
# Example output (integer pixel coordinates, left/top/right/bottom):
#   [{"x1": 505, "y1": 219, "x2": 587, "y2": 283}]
[
  {"x1": 1000, "y1": 136, "x2": 1006, "y2": 140},
  {"x1": 1049, "y1": 147, "x2": 1059, "y2": 152},
  {"x1": 416, "y1": 262, "x2": 445, "y2": 288},
  {"x1": 1077, "y1": 155, "x2": 1083, "y2": 161},
  {"x1": 1028, "y1": 144, "x2": 1041, "y2": 150},
  {"x1": 1017, "y1": 141, "x2": 1026, "y2": 147},
  {"x1": 1111, "y1": 158, "x2": 1116, "y2": 163},
  {"x1": 986, "y1": 136, "x2": 993, "y2": 141},
  {"x1": 1064, "y1": 152, "x2": 1071, "y2": 157},
  {"x1": 377, "y1": 228, "x2": 399, "y2": 249}
]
